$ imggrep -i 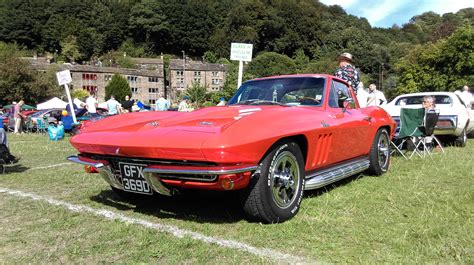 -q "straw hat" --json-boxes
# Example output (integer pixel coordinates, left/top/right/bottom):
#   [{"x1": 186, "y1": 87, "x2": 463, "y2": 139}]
[{"x1": 337, "y1": 52, "x2": 354, "y2": 62}]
